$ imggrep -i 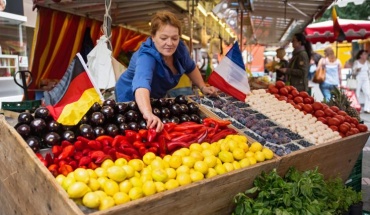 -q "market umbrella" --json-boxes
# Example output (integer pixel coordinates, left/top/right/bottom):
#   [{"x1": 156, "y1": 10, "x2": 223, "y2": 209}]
[{"x1": 305, "y1": 18, "x2": 370, "y2": 43}]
